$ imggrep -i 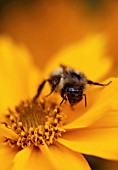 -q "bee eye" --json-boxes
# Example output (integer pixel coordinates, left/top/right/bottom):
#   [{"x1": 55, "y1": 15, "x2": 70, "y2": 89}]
[
  {"x1": 68, "y1": 88, "x2": 74, "y2": 92},
  {"x1": 68, "y1": 87, "x2": 79, "y2": 93}
]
